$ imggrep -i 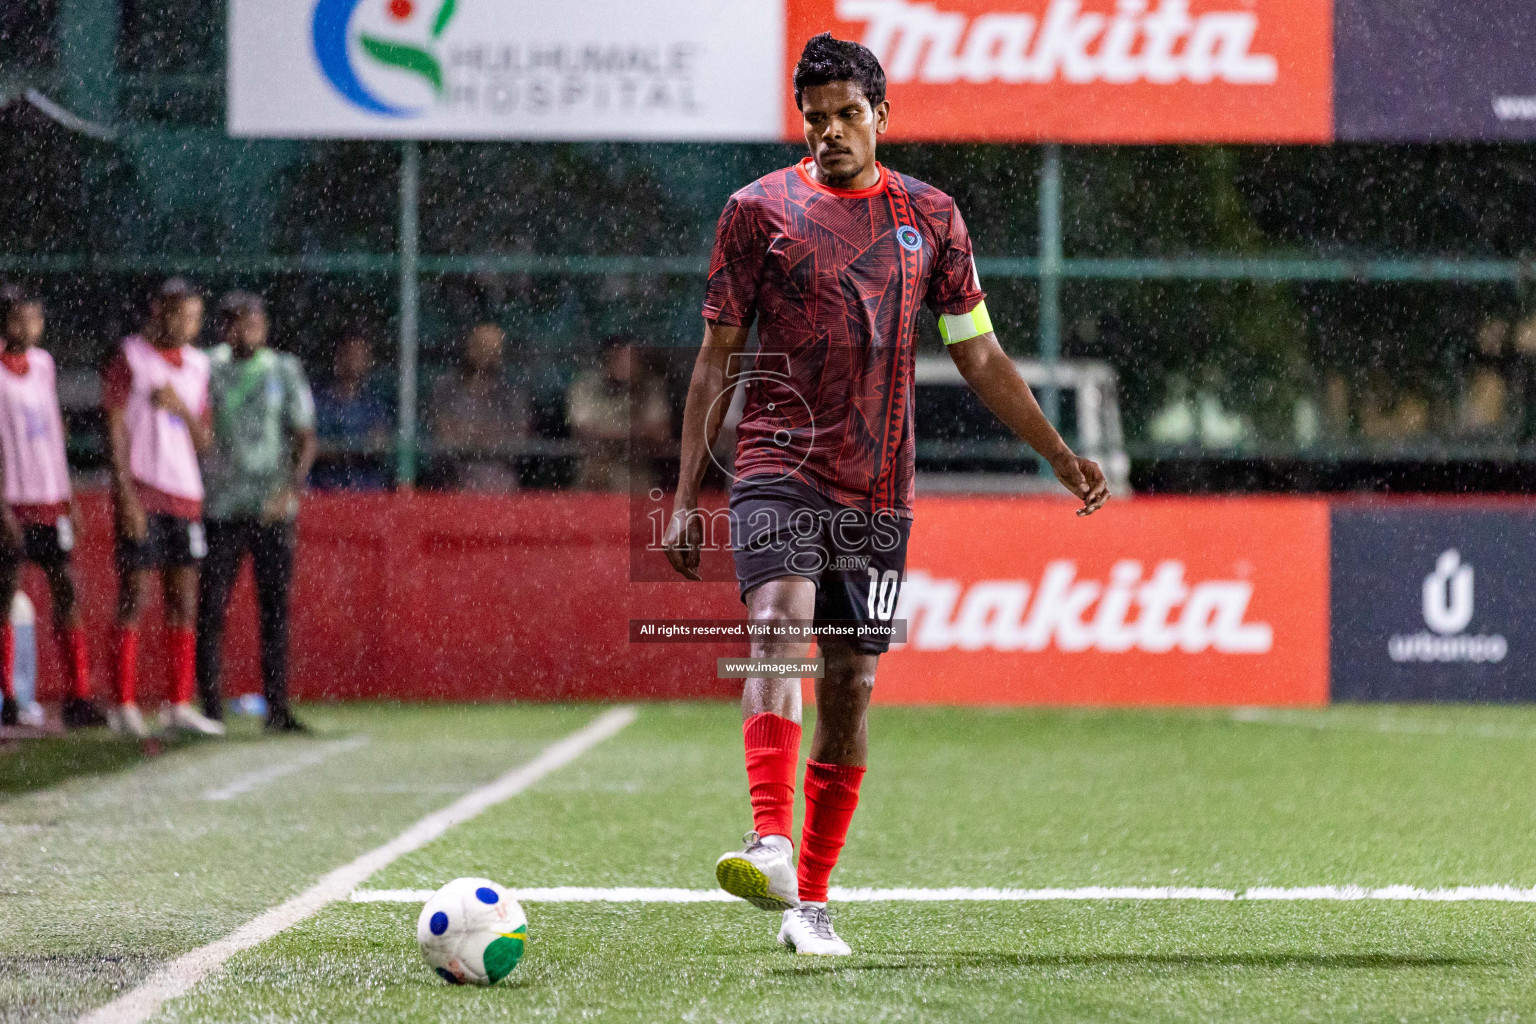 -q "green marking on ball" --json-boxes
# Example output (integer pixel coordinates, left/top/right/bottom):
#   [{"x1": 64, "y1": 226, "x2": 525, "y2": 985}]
[{"x1": 483, "y1": 927, "x2": 526, "y2": 982}]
